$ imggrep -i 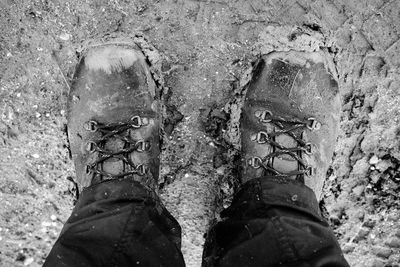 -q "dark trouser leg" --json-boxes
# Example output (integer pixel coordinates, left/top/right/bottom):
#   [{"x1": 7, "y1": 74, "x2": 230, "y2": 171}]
[
  {"x1": 202, "y1": 178, "x2": 349, "y2": 267},
  {"x1": 44, "y1": 177, "x2": 185, "y2": 267}
]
